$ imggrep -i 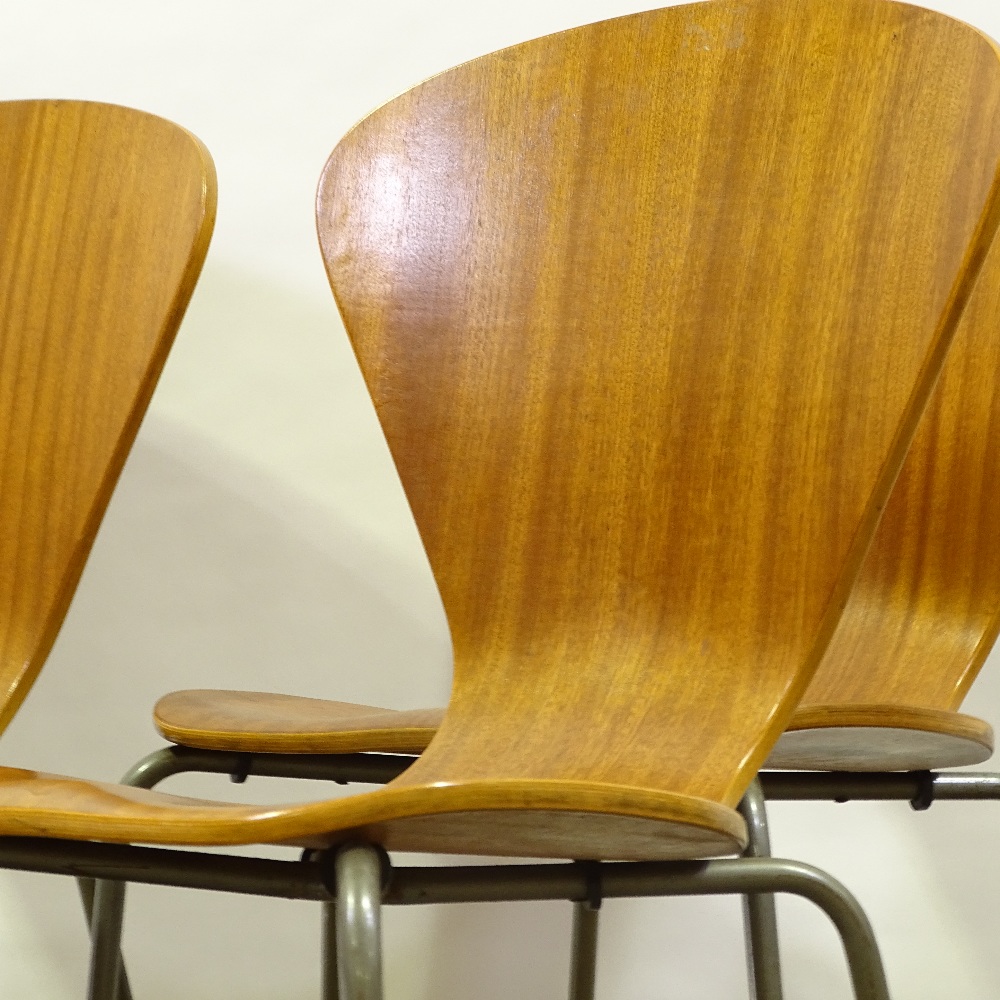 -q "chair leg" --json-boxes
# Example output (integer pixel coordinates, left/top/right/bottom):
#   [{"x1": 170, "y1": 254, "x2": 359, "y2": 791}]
[
  {"x1": 738, "y1": 778, "x2": 783, "y2": 1000},
  {"x1": 568, "y1": 900, "x2": 599, "y2": 1000},
  {"x1": 87, "y1": 878, "x2": 127, "y2": 1000},
  {"x1": 78, "y1": 878, "x2": 133, "y2": 1000},
  {"x1": 81, "y1": 747, "x2": 187, "y2": 999},
  {"x1": 382, "y1": 855, "x2": 887, "y2": 1000},
  {"x1": 323, "y1": 899, "x2": 341, "y2": 1000},
  {"x1": 334, "y1": 844, "x2": 385, "y2": 1000}
]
